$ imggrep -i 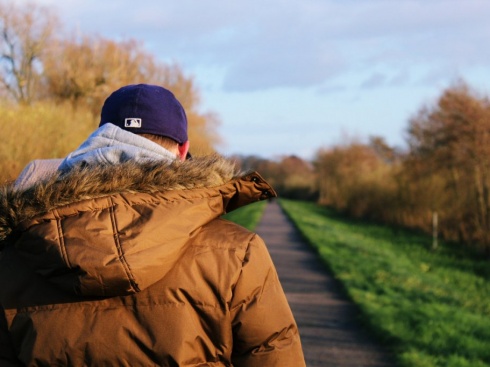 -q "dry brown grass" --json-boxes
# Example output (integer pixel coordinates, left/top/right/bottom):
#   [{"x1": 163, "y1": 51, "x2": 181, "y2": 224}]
[{"x1": 0, "y1": 101, "x2": 97, "y2": 182}]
